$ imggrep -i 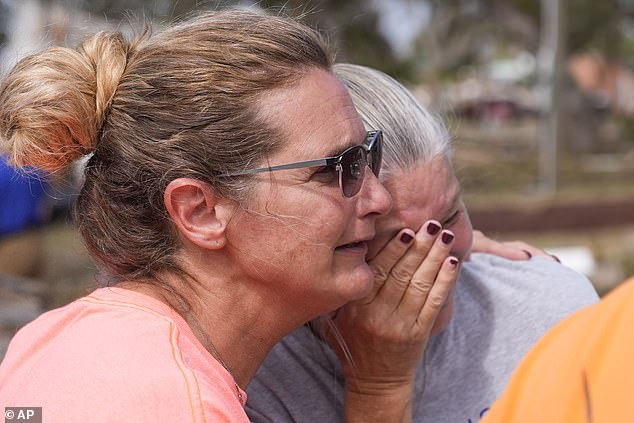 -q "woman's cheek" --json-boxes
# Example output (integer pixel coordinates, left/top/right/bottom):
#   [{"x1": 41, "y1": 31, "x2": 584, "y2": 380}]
[{"x1": 452, "y1": 213, "x2": 473, "y2": 260}]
